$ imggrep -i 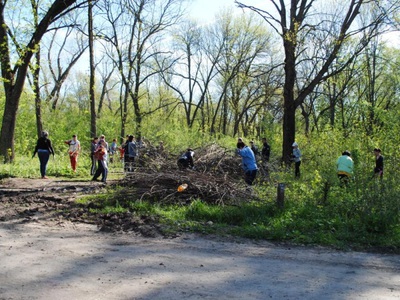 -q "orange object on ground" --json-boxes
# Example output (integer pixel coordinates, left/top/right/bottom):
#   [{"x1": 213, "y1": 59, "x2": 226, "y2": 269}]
[{"x1": 177, "y1": 183, "x2": 188, "y2": 192}]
